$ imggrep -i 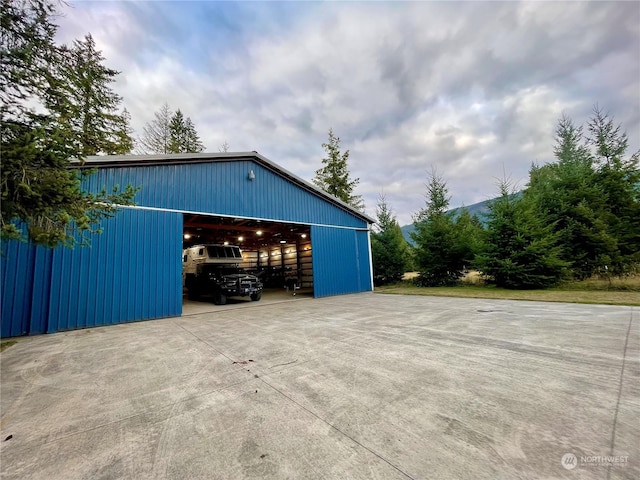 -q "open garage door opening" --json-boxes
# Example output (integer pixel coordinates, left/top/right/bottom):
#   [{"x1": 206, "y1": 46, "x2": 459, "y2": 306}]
[{"x1": 182, "y1": 214, "x2": 313, "y2": 306}]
